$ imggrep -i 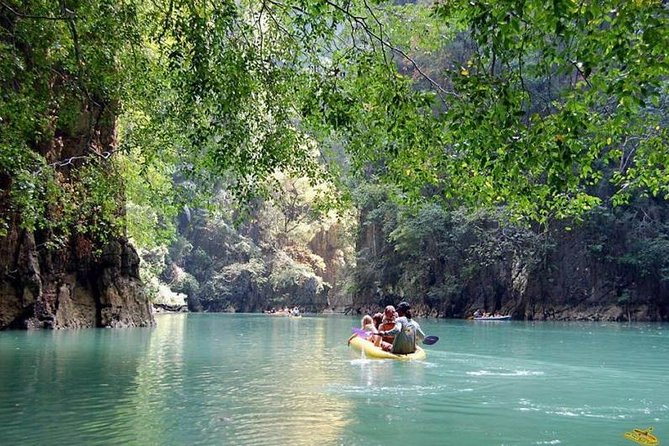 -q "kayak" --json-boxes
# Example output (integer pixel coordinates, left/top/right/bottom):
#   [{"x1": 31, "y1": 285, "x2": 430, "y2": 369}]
[{"x1": 347, "y1": 335, "x2": 426, "y2": 361}]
